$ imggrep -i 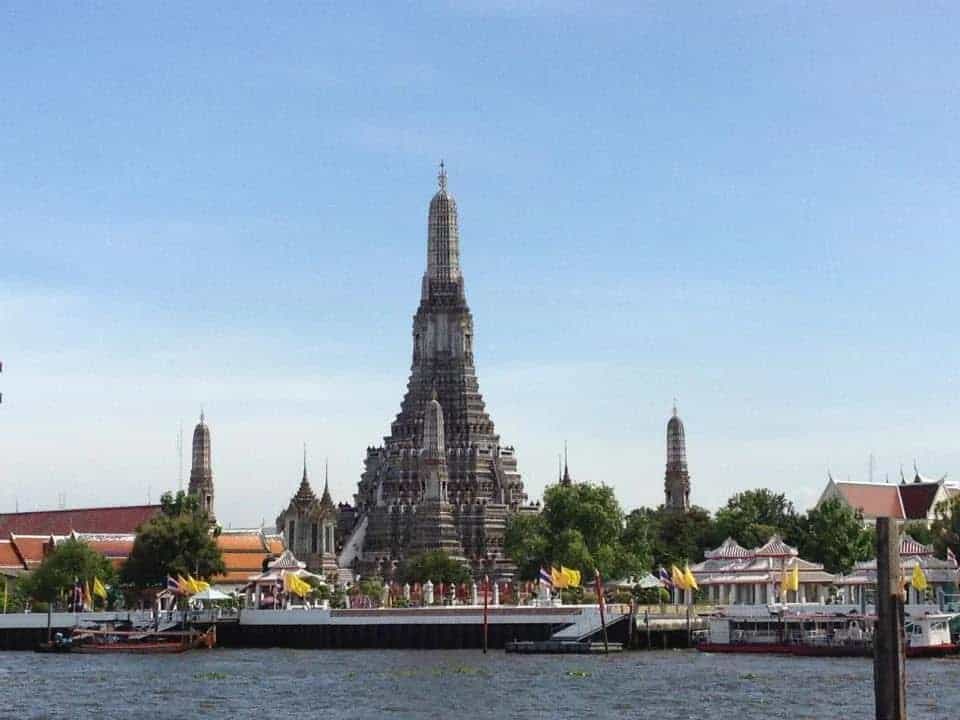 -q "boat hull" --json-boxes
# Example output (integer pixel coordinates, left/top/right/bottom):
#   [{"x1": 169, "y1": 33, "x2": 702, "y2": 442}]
[{"x1": 697, "y1": 642, "x2": 959, "y2": 659}]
